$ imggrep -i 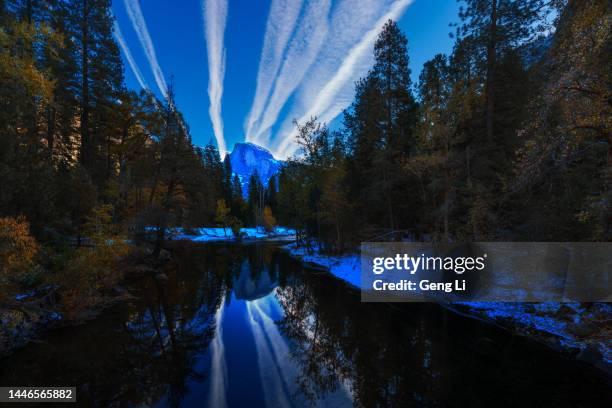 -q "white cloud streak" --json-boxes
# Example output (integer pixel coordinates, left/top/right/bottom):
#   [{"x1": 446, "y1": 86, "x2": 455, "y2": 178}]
[
  {"x1": 113, "y1": 20, "x2": 149, "y2": 91},
  {"x1": 123, "y1": 0, "x2": 168, "y2": 98},
  {"x1": 273, "y1": 0, "x2": 415, "y2": 158},
  {"x1": 246, "y1": 297, "x2": 294, "y2": 408},
  {"x1": 248, "y1": 0, "x2": 331, "y2": 146},
  {"x1": 245, "y1": 0, "x2": 304, "y2": 142},
  {"x1": 208, "y1": 296, "x2": 228, "y2": 408},
  {"x1": 203, "y1": 0, "x2": 228, "y2": 155}
]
